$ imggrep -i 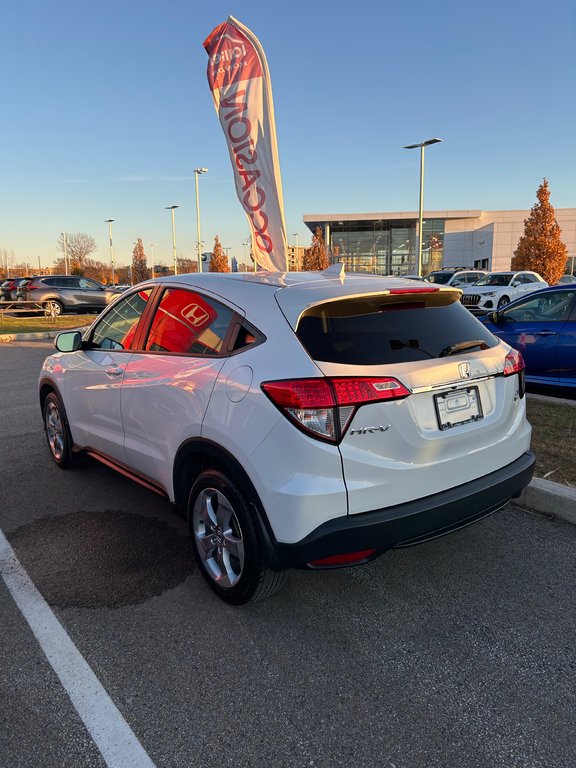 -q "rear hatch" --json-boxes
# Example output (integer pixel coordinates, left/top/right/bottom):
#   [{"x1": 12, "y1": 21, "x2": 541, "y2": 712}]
[{"x1": 290, "y1": 285, "x2": 530, "y2": 514}]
